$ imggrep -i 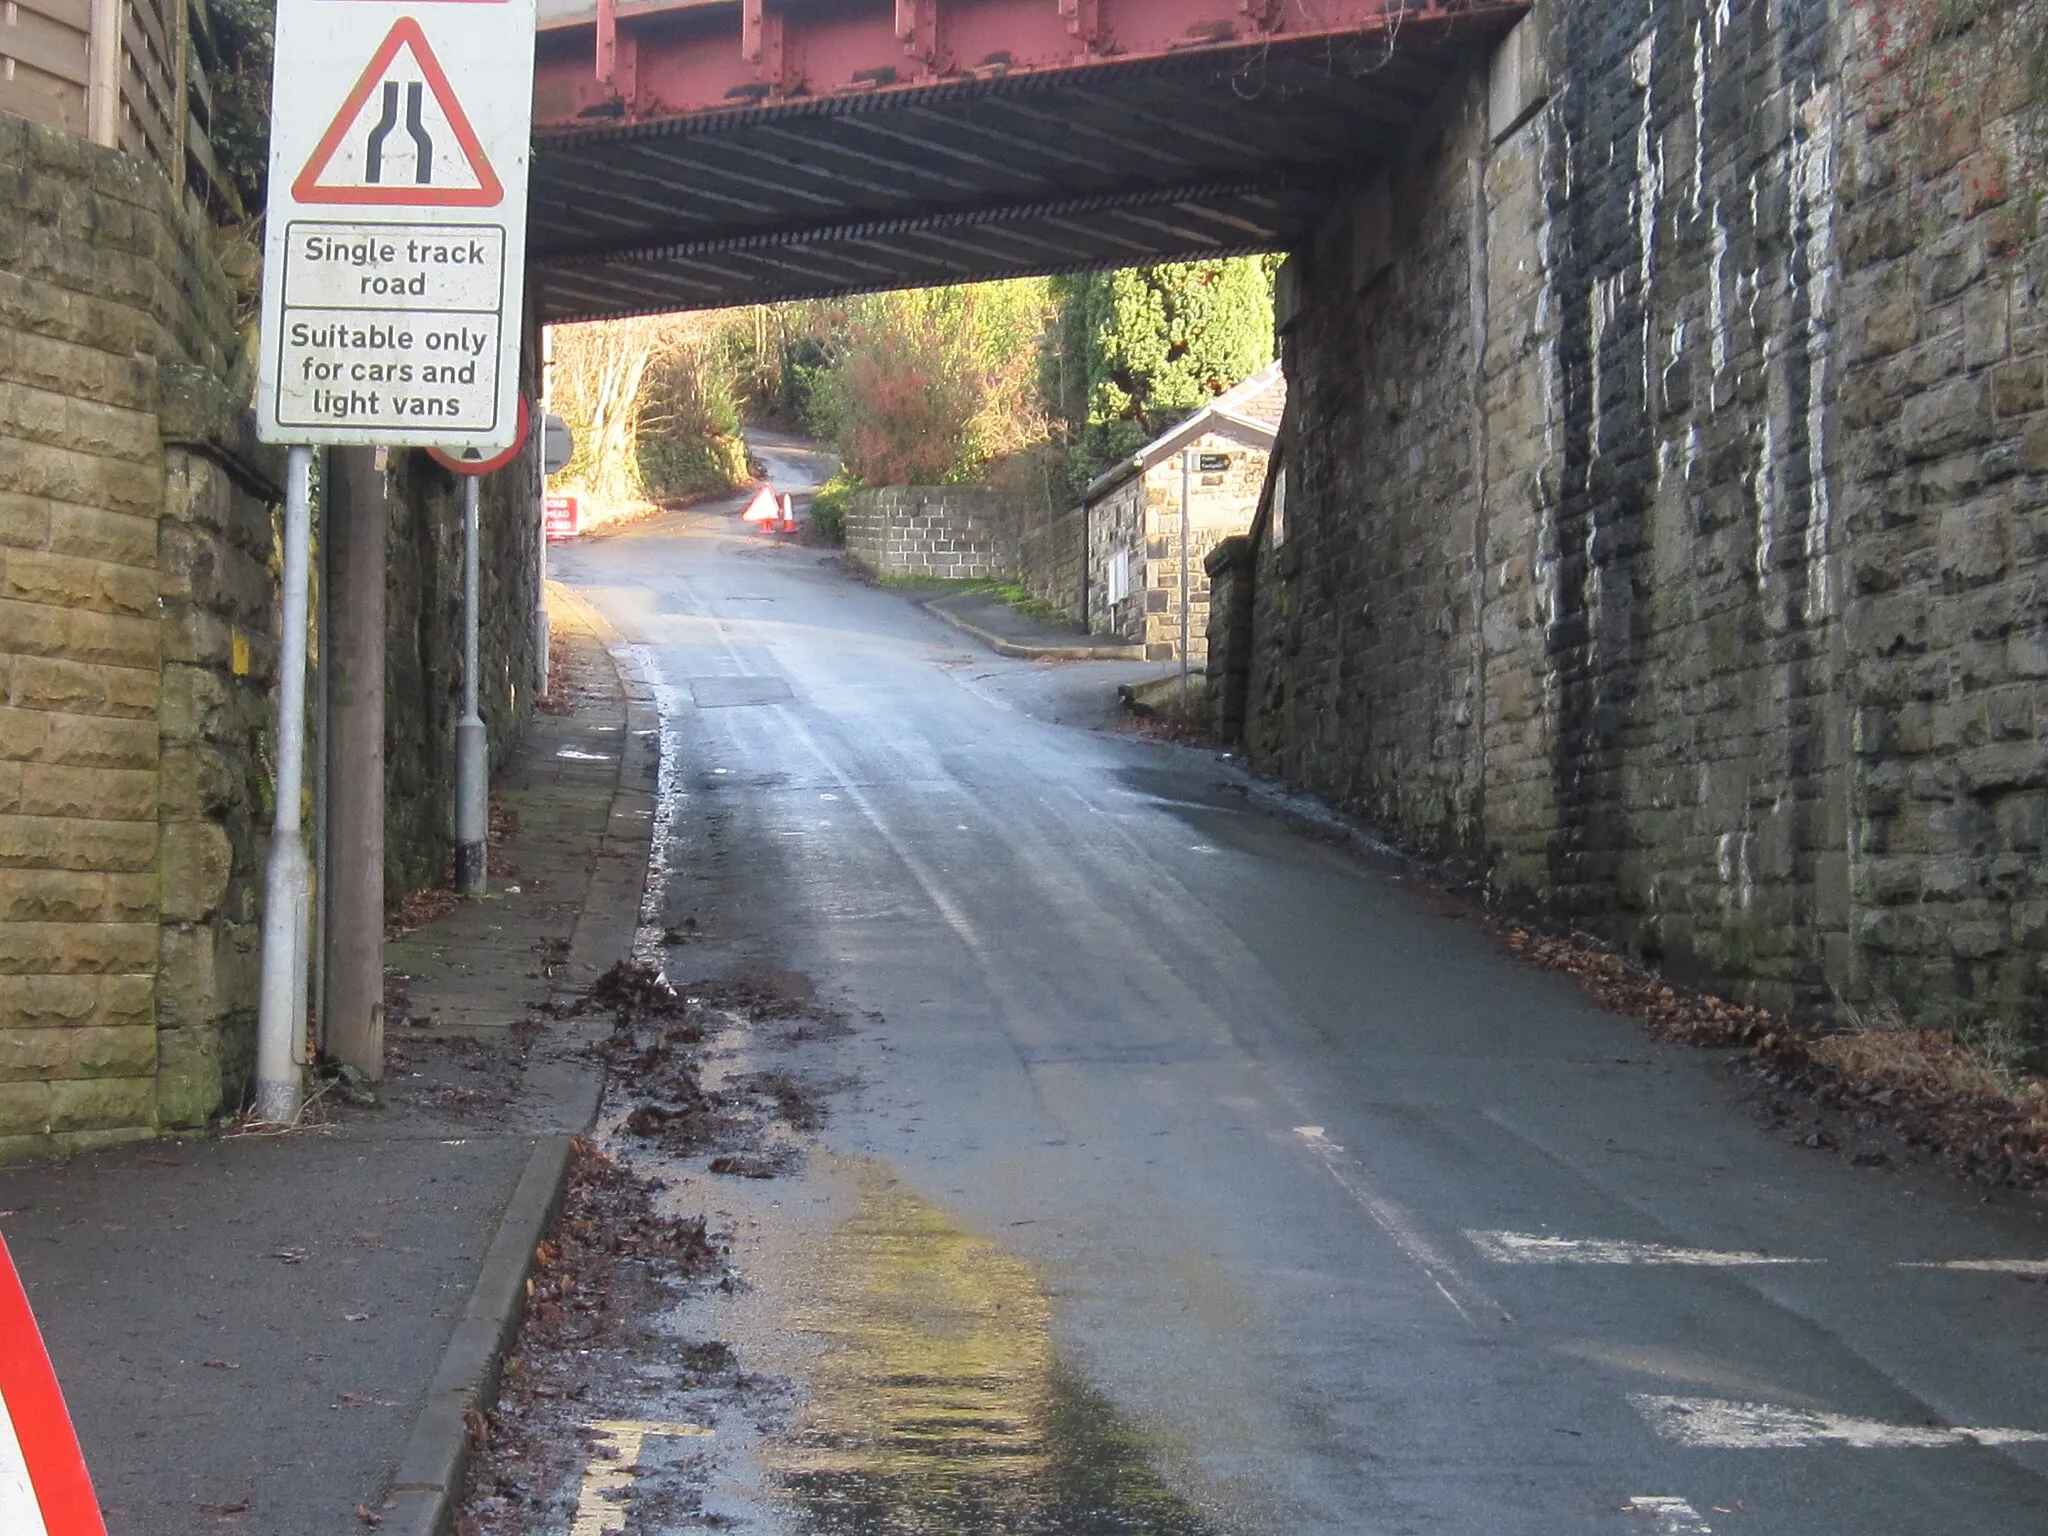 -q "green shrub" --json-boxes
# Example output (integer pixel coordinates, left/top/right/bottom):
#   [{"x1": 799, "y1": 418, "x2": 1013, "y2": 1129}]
[
  {"x1": 809, "y1": 471, "x2": 860, "y2": 544},
  {"x1": 638, "y1": 430, "x2": 748, "y2": 502}
]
